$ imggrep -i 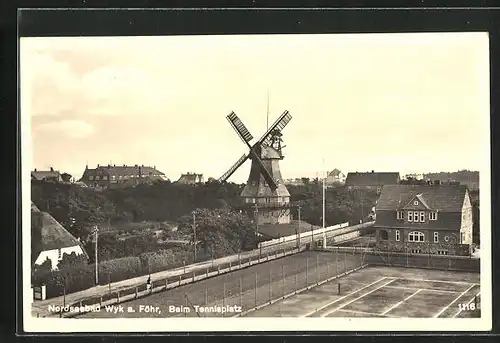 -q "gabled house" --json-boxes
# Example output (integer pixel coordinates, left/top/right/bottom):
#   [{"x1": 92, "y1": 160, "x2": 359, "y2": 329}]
[
  {"x1": 345, "y1": 171, "x2": 400, "y2": 194},
  {"x1": 31, "y1": 168, "x2": 62, "y2": 182},
  {"x1": 326, "y1": 169, "x2": 346, "y2": 185},
  {"x1": 31, "y1": 202, "x2": 88, "y2": 270},
  {"x1": 177, "y1": 172, "x2": 204, "y2": 185},
  {"x1": 373, "y1": 183, "x2": 473, "y2": 256}
]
